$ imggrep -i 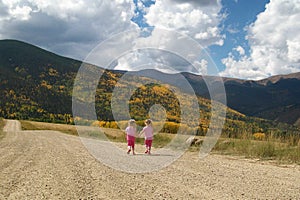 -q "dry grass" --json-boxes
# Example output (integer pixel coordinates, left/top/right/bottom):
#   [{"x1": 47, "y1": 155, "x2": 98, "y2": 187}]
[
  {"x1": 19, "y1": 120, "x2": 300, "y2": 164},
  {"x1": 212, "y1": 136, "x2": 300, "y2": 164},
  {"x1": 19, "y1": 120, "x2": 177, "y2": 148},
  {"x1": 21, "y1": 120, "x2": 78, "y2": 136},
  {"x1": 0, "y1": 118, "x2": 6, "y2": 140}
]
